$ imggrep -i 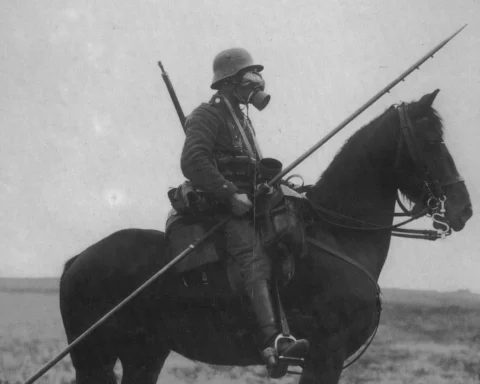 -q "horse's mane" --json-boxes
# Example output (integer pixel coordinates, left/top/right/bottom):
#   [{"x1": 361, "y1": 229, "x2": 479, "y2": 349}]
[
  {"x1": 308, "y1": 102, "x2": 444, "y2": 216},
  {"x1": 309, "y1": 106, "x2": 396, "y2": 212}
]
